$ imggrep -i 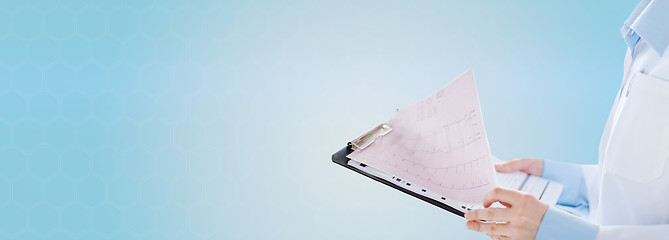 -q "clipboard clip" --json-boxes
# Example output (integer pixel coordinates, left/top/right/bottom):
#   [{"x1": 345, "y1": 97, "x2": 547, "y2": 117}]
[{"x1": 348, "y1": 123, "x2": 393, "y2": 151}]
